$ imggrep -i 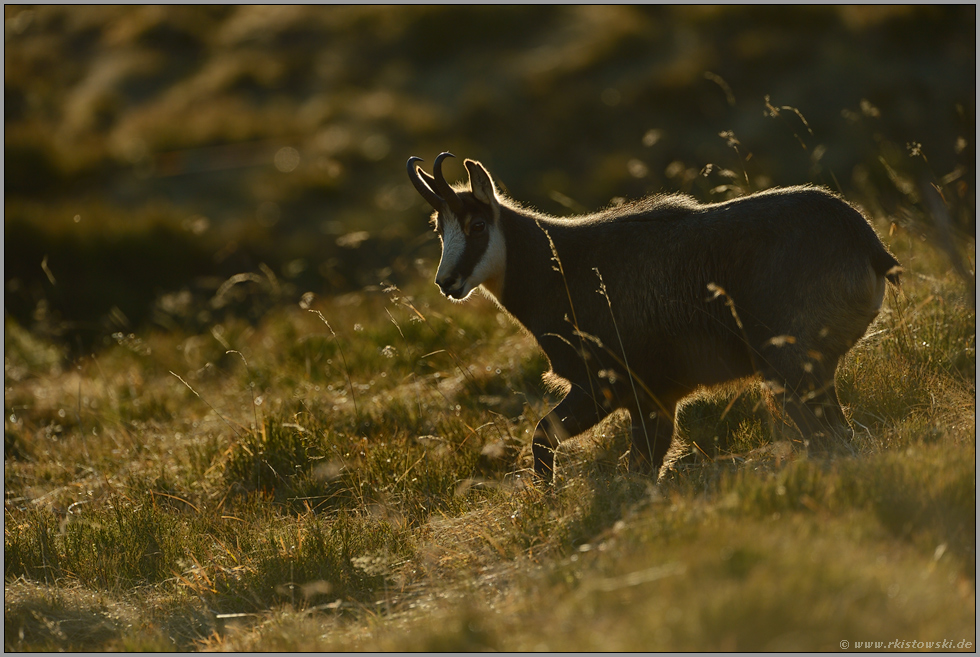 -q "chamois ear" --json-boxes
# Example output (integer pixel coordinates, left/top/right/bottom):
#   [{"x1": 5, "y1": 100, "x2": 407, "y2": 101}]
[{"x1": 464, "y1": 159, "x2": 499, "y2": 210}]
